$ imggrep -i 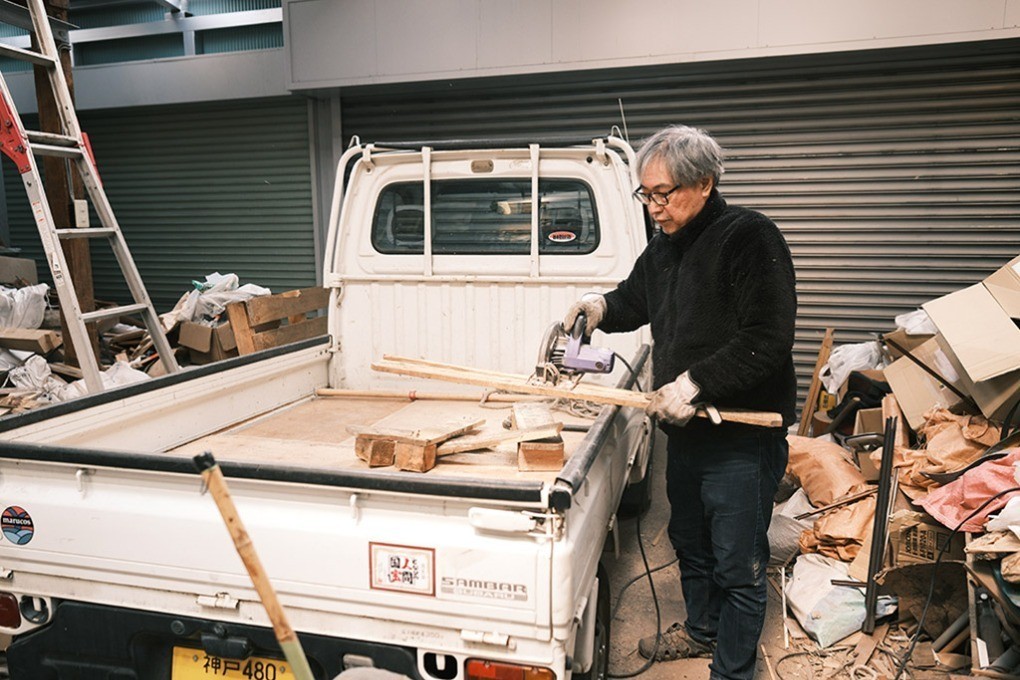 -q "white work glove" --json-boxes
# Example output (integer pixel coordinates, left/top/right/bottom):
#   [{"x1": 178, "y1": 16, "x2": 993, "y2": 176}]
[
  {"x1": 563, "y1": 293, "x2": 606, "y2": 336},
  {"x1": 646, "y1": 371, "x2": 708, "y2": 427}
]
